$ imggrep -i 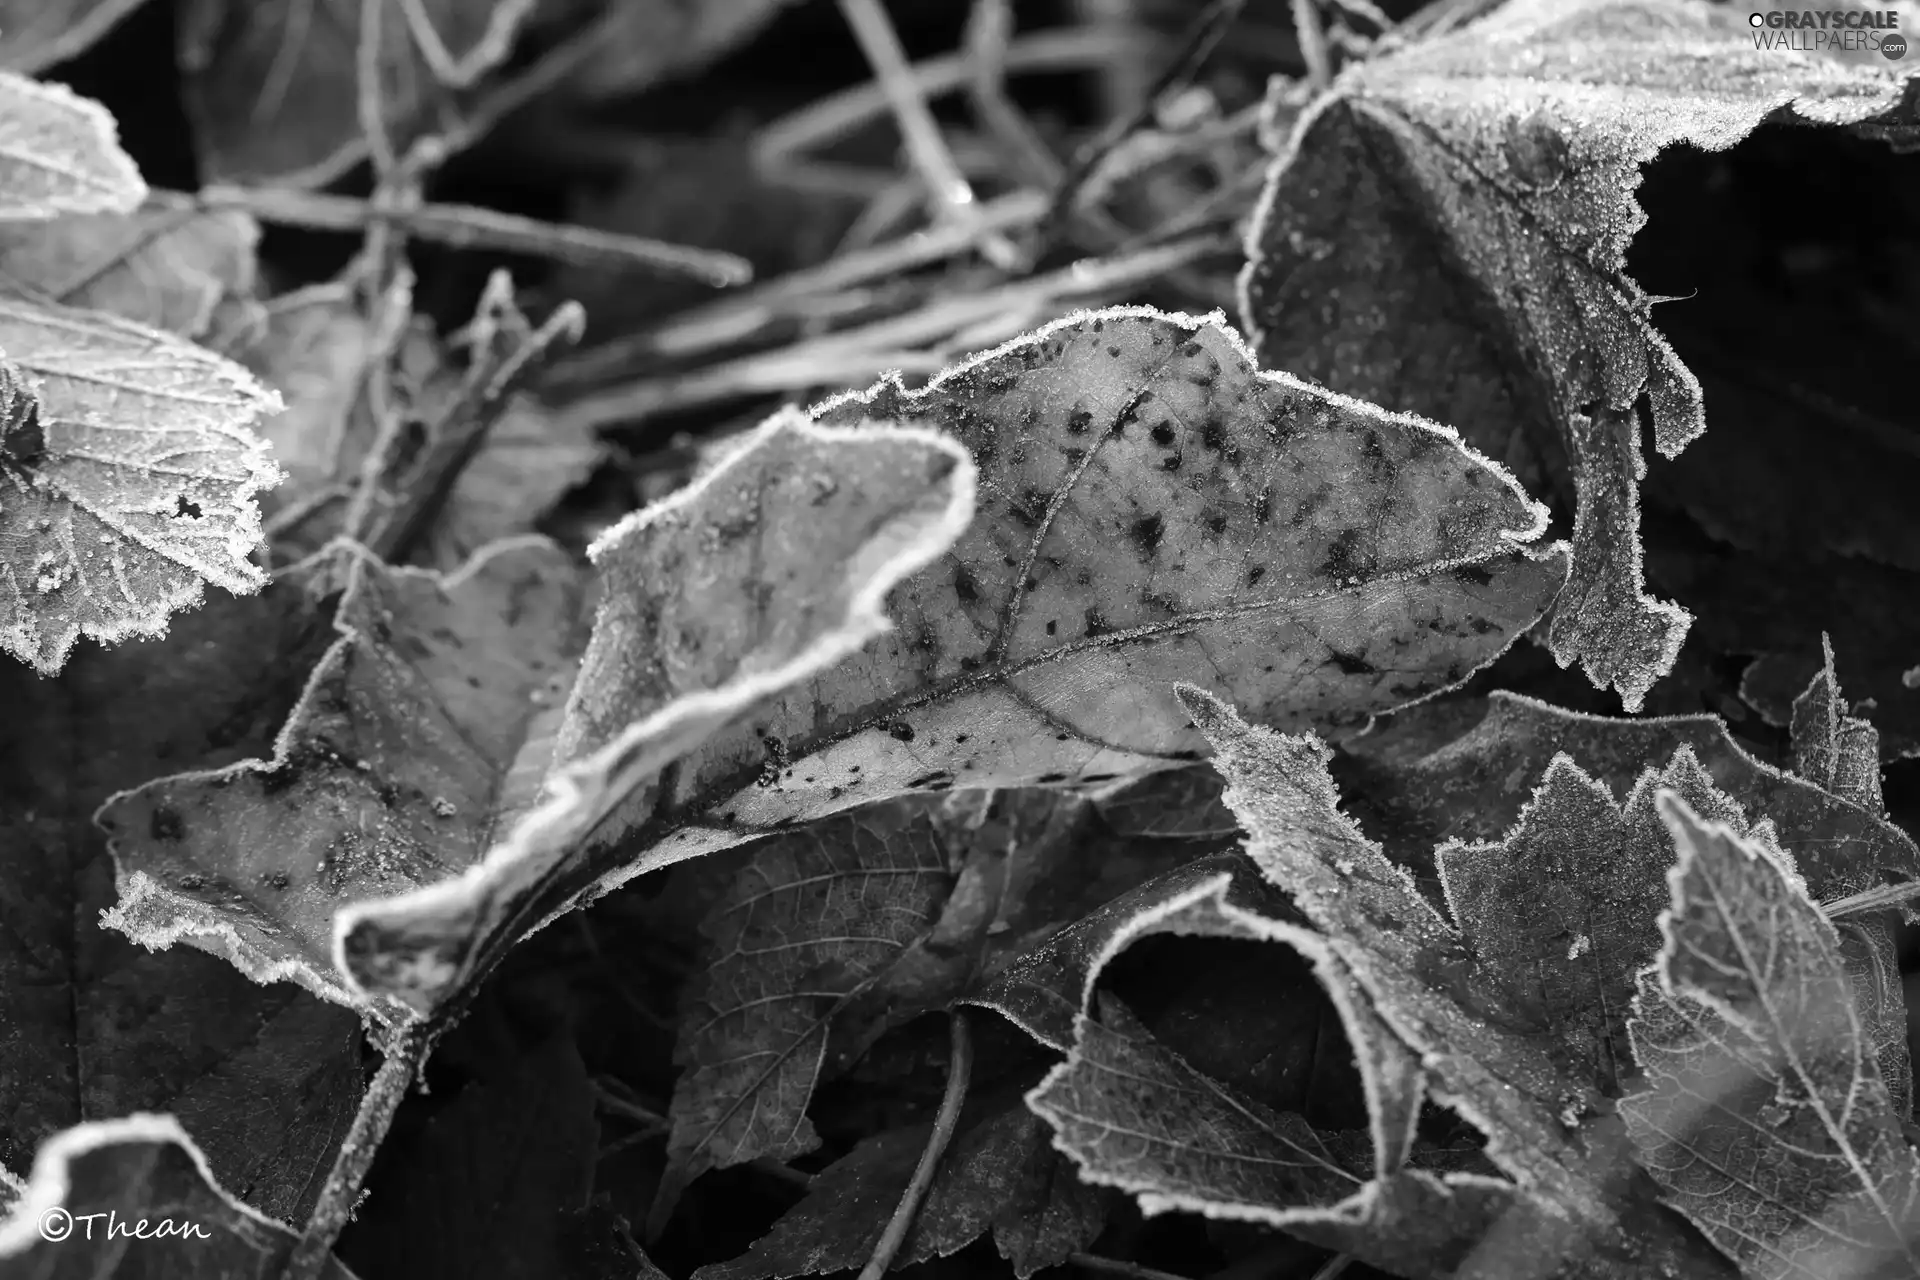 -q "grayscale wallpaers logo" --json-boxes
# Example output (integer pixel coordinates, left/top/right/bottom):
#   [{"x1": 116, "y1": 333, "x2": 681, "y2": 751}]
[{"x1": 1749, "y1": 9, "x2": 1908, "y2": 58}]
